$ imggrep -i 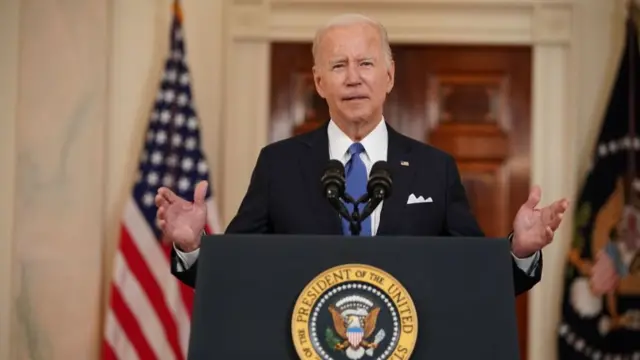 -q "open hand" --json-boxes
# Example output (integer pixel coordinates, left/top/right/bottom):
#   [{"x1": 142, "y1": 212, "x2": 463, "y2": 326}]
[
  {"x1": 512, "y1": 185, "x2": 569, "y2": 258},
  {"x1": 155, "y1": 180, "x2": 208, "y2": 252}
]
